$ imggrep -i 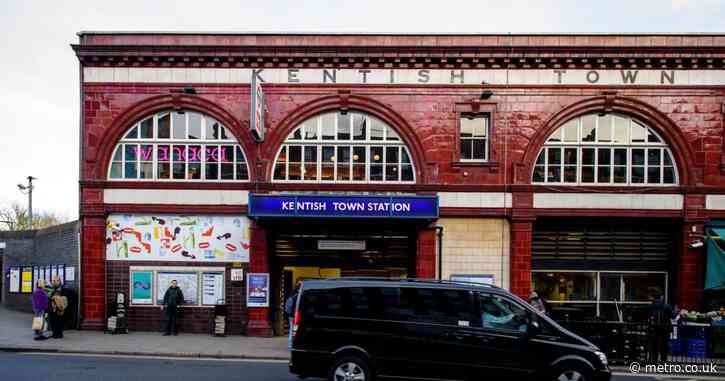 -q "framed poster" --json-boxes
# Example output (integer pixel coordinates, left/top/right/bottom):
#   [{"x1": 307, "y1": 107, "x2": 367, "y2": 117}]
[
  {"x1": 156, "y1": 272, "x2": 199, "y2": 305},
  {"x1": 65, "y1": 266, "x2": 76, "y2": 282},
  {"x1": 106, "y1": 214, "x2": 251, "y2": 263},
  {"x1": 9, "y1": 267, "x2": 20, "y2": 293},
  {"x1": 202, "y1": 272, "x2": 225, "y2": 305},
  {"x1": 130, "y1": 271, "x2": 153, "y2": 305},
  {"x1": 33, "y1": 267, "x2": 39, "y2": 286},
  {"x1": 247, "y1": 273, "x2": 269, "y2": 307},
  {"x1": 21, "y1": 267, "x2": 33, "y2": 293},
  {"x1": 230, "y1": 268, "x2": 244, "y2": 282}
]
